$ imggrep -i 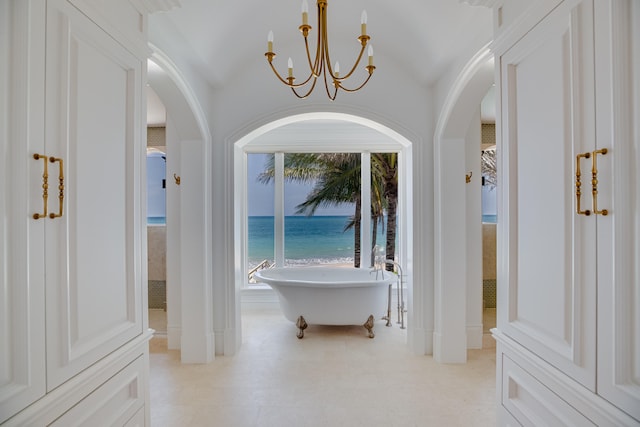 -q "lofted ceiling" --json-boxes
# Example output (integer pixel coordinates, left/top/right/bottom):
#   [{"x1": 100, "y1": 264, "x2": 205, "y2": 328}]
[{"x1": 148, "y1": 0, "x2": 493, "y2": 89}]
